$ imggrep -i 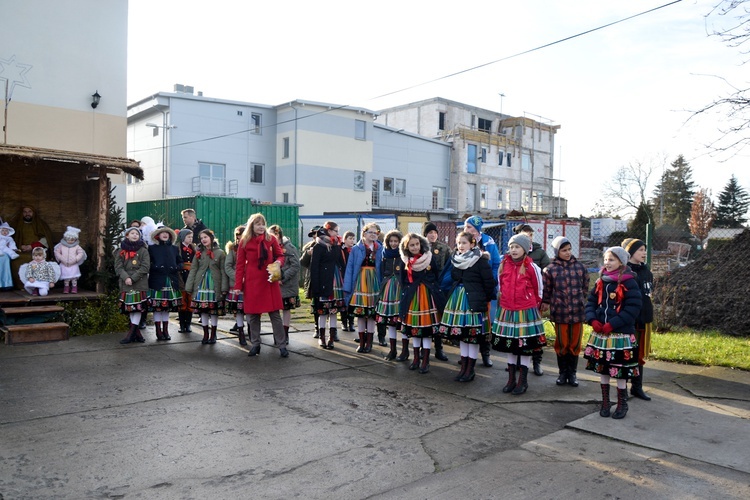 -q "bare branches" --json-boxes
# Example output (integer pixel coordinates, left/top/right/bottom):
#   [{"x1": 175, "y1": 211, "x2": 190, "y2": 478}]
[{"x1": 602, "y1": 156, "x2": 664, "y2": 215}]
